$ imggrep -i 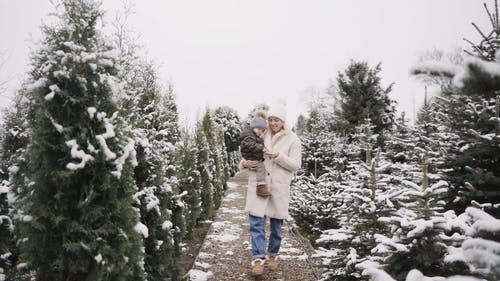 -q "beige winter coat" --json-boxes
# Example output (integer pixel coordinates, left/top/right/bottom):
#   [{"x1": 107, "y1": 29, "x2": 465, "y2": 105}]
[{"x1": 240, "y1": 124, "x2": 302, "y2": 219}]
